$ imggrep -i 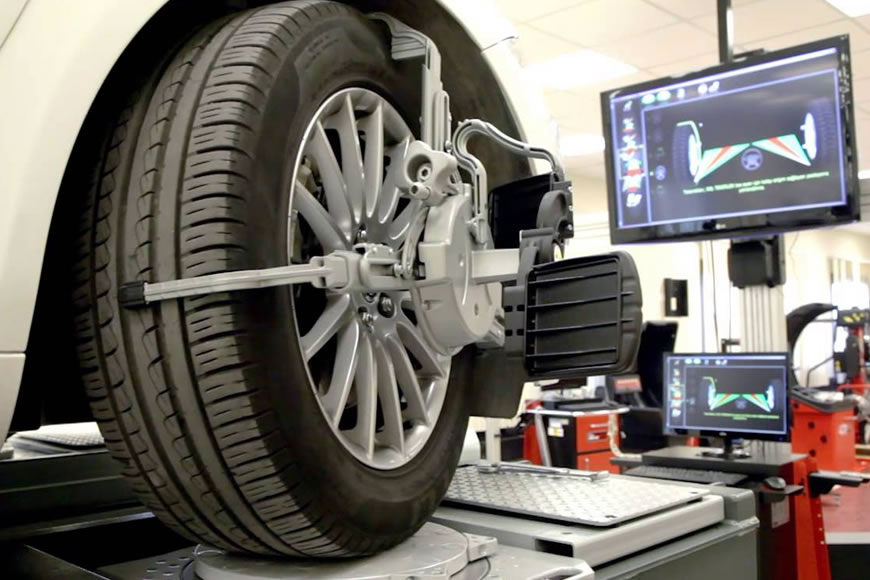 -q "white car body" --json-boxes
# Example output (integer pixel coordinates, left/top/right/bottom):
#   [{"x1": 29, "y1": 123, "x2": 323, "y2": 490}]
[{"x1": 0, "y1": 0, "x2": 557, "y2": 443}]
